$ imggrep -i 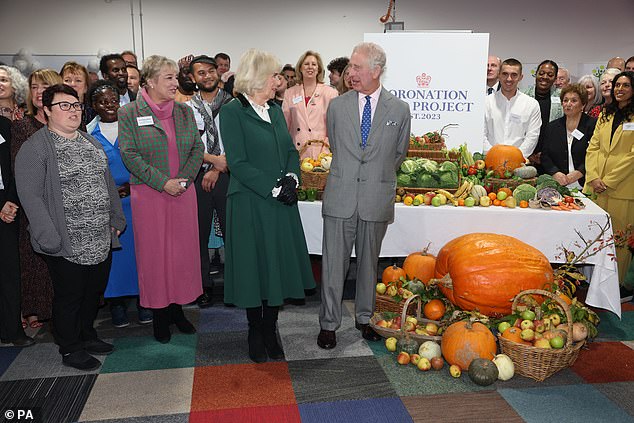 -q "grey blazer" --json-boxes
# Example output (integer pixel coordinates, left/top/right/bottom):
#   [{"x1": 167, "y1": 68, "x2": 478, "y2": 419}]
[
  {"x1": 14, "y1": 127, "x2": 125, "y2": 257},
  {"x1": 322, "y1": 88, "x2": 411, "y2": 222}
]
